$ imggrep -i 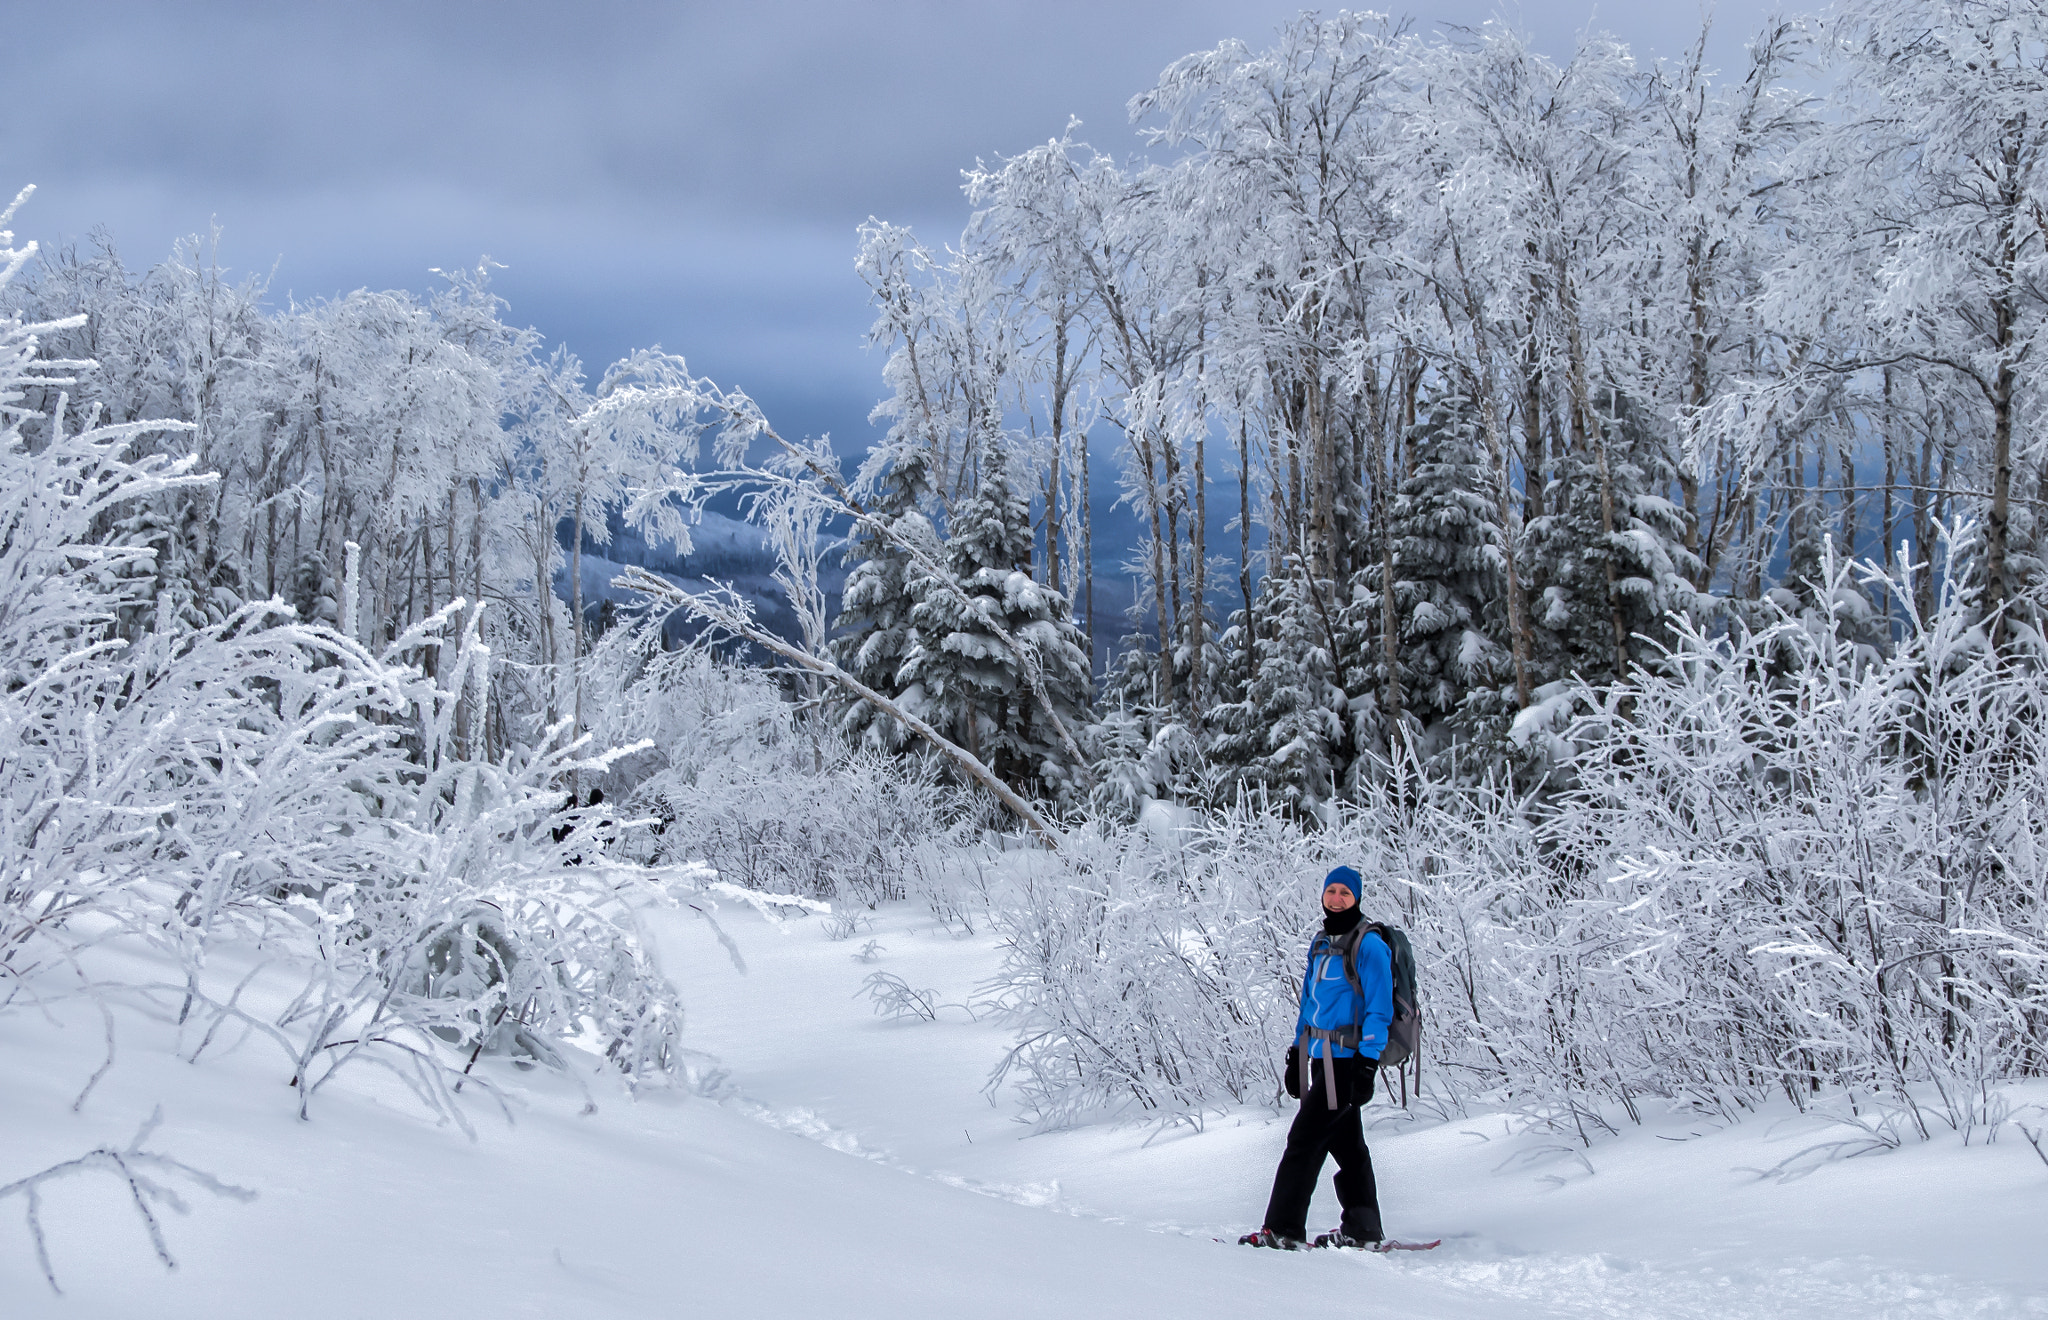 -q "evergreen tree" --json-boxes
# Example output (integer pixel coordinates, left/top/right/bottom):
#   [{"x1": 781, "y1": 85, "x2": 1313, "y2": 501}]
[
  {"x1": 287, "y1": 551, "x2": 342, "y2": 629},
  {"x1": 1096, "y1": 634, "x2": 1165, "y2": 731},
  {"x1": 110, "y1": 501, "x2": 248, "y2": 638},
  {"x1": 831, "y1": 447, "x2": 942, "y2": 751},
  {"x1": 1747, "y1": 496, "x2": 1890, "y2": 680},
  {"x1": 898, "y1": 442, "x2": 1094, "y2": 801},
  {"x1": 1335, "y1": 398, "x2": 1510, "y2": 774},
  {"x1": 1386, "y1": 397, "x2": 1511, "y2": 735},
  {"x1": 1201, "y1": 602, "x2": 1258, "y2": 774},
  {"x1": 1086, "y1": 700, "x2": 1154, "y2": 820},
  {"x1": 1524, "y1": 388, "x2": 1703, "y2": 684},
  {"x1": 1091, "y1": 631, "x2": 1214, "y2": 812},
  {"x1": 1224, "y1": 559, "x2": 1346, "y2": 812}
]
